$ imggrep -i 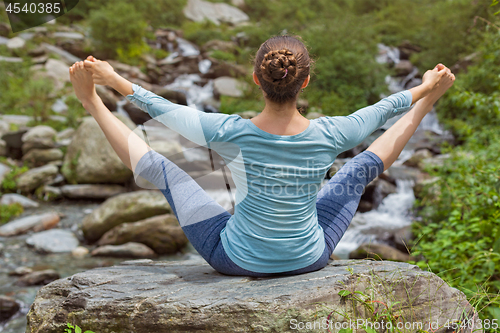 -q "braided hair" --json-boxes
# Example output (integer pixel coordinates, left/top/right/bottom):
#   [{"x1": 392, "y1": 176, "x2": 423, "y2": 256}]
[{"x1": 253, "y1": 35, "x2": 313, "y2": 104}]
